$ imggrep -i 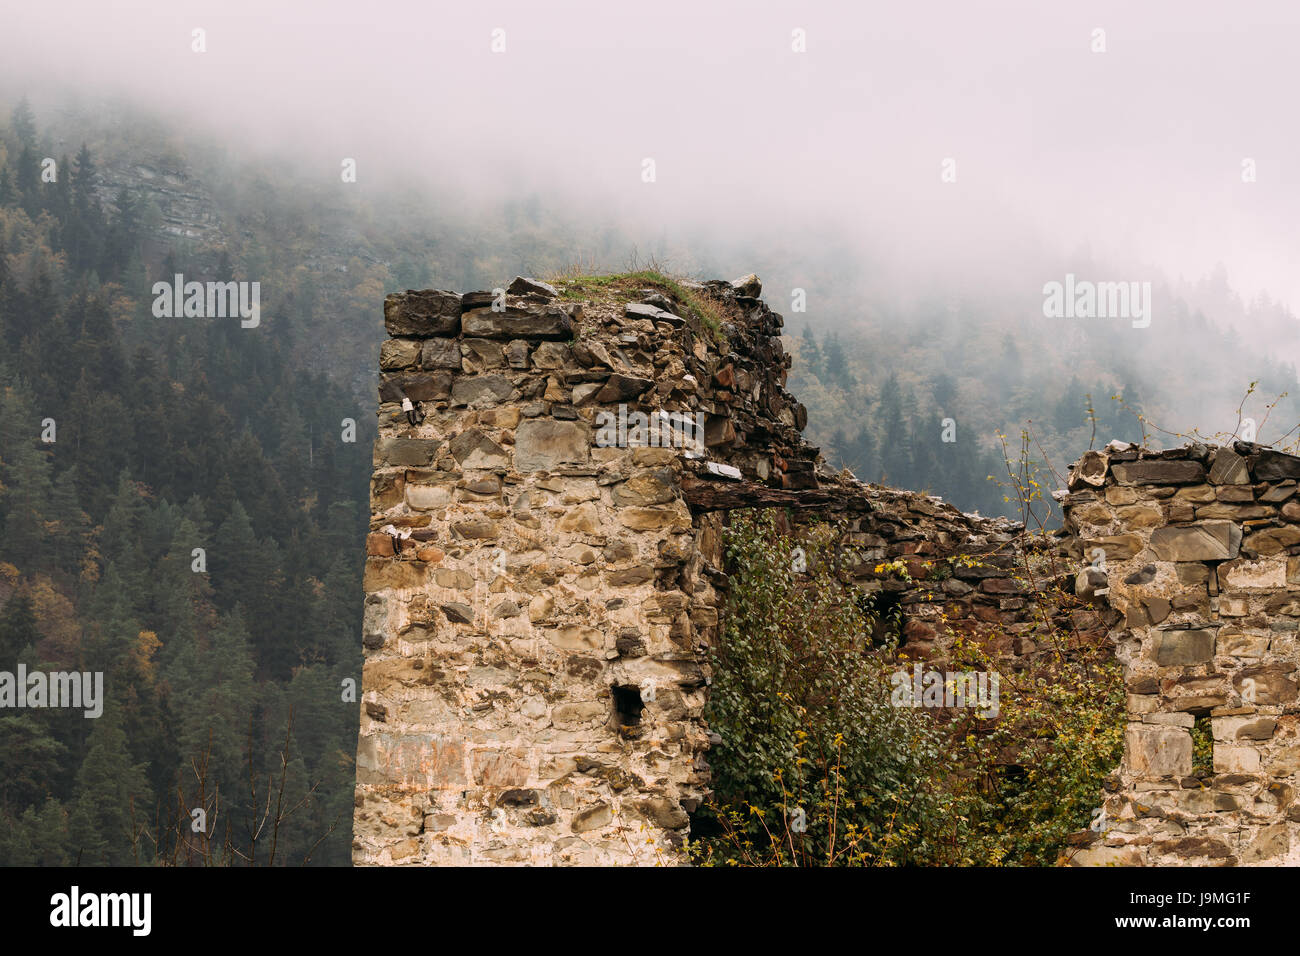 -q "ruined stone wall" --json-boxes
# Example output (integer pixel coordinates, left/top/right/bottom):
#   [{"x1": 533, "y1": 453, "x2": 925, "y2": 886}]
[
  {"x1": 354, "y1": 278, "x2": 709, "y2": 865},
  {"x1": 360, "y1": 272, "x2": 1300, "y2": 868},
  {"x1": 352, "y1": 273, "x2": 1074, "y2": 866},
  {"x1": 1063, "y1": 442, "x2": 1300, "y2": 866}
]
